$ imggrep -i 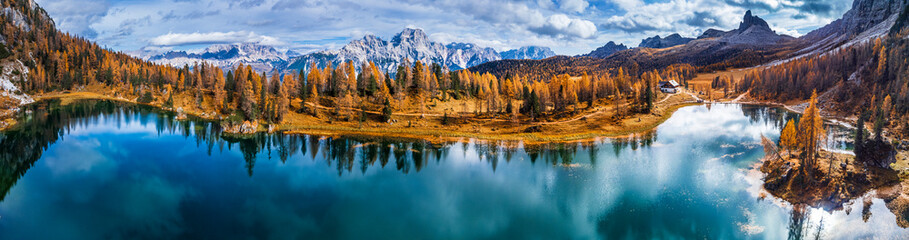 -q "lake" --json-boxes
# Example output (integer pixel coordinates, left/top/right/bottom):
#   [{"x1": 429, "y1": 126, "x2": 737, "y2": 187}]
[{"x1": 0, "y1": 100, "x2": 906, "y2": 239}]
